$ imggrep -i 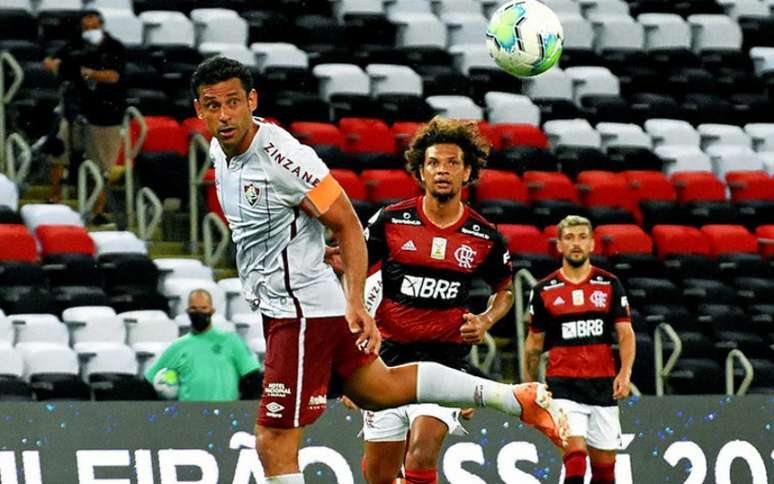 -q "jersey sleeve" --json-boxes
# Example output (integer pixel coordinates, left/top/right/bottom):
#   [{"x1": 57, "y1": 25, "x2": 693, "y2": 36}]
[
  {"x1": 527, "y1": 287, "x2": 549, "y2": 333},
  {"x1": 478, "y1": 231, "x2": 513, "y2": 291},
  {"x1": 364, "y1": 208, "x2": 388, "y2": 268},
  {"x1": 612, "y1": 278, "x2": 632, "y2": 324},
  {"x1": 268, "y1": 132, "x2": 339, "y2": 212},
  {"x1": 229, "y1": 334, "x2": 262, "y2": 377},
  {"x1": 143, "y1": 343, "x2": 177, "y2": 383}
]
